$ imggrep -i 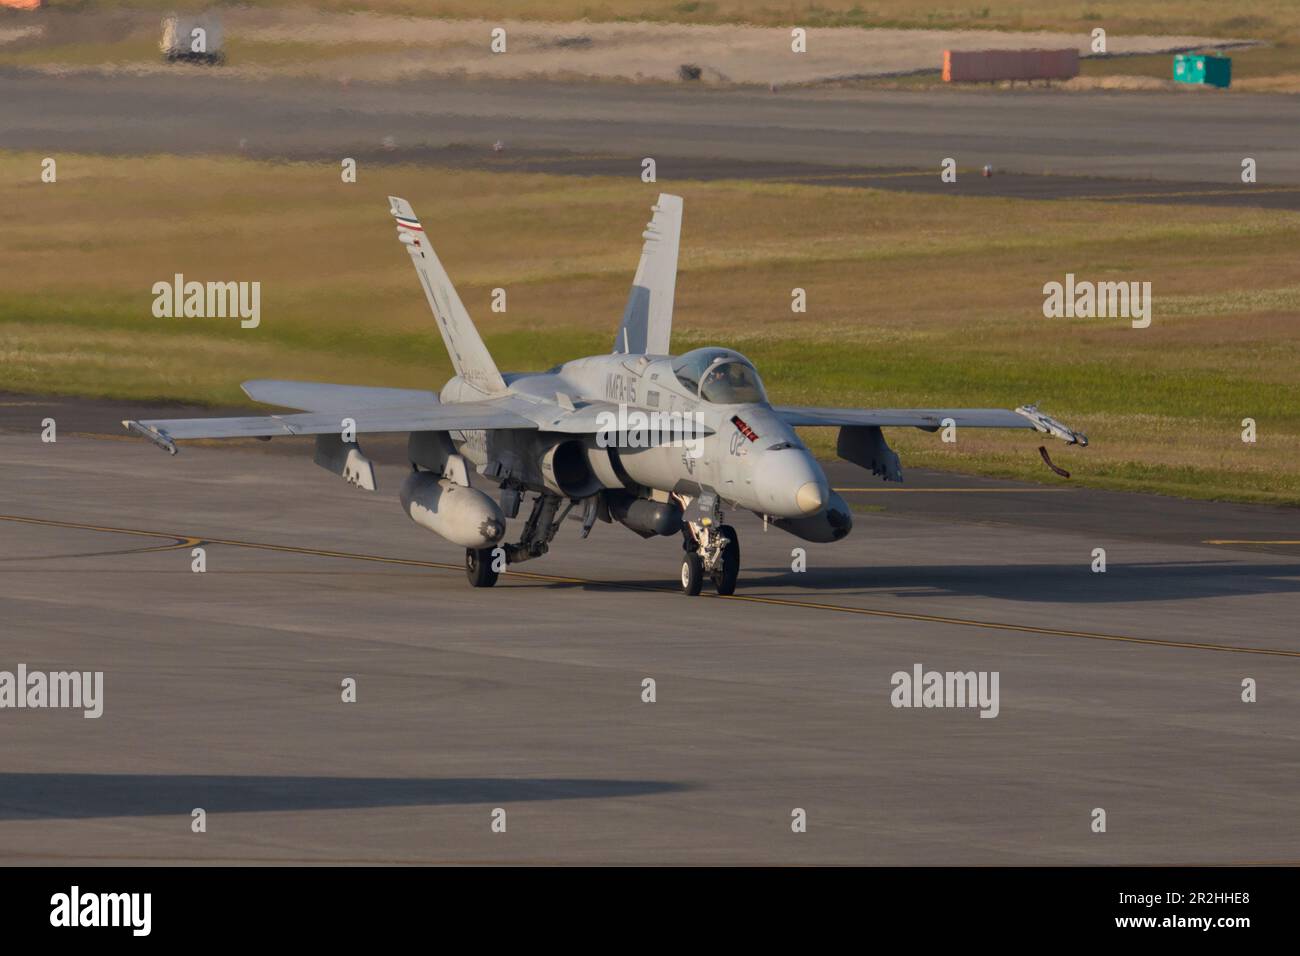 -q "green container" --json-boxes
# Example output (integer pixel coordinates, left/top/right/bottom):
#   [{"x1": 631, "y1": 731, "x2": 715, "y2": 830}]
[{"x1": 1173, "y1": 53, "x2": 1231, "y2": 88}]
